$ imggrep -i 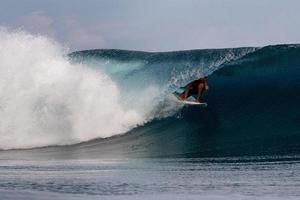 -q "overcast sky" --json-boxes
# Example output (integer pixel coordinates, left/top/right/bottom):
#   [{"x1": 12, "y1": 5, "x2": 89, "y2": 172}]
[{"x1": 1, "y1": 0, "x2": 300, "y2": 52}]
